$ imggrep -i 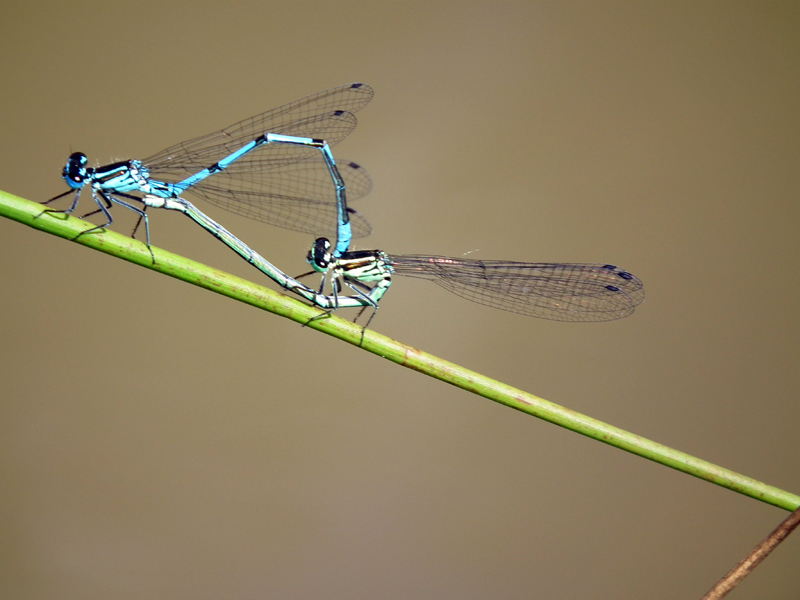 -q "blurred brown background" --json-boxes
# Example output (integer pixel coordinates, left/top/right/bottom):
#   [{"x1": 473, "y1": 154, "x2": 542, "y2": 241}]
[{"x1": 1, "y1": 2, "x2": 798, "y2": 598}]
